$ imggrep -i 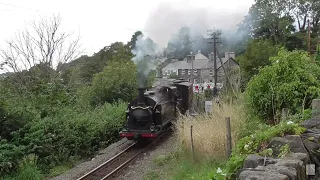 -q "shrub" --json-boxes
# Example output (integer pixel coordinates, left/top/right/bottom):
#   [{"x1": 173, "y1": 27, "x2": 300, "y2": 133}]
[
  {"x1": 238, "y1": 39, "x2": 279, "y2": 87},
  {"x1": 245, "y1": 49, "x2": 320, "y2": 122},
  {"x1": 3, "y1": 154, "x2": 43, "y2": 180},
  {"x1": 204, "y1": 89, "x2": 213, "y2": 100},
  {"x1": 90, "y1": 61, "x2": 138, "y2": 106},
  {"x1": 0, "y1": 102, "x2": 127, "y2": 176},
  {"x1": 212, "y1": 109, "x2": 311, "y2": 179}
]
